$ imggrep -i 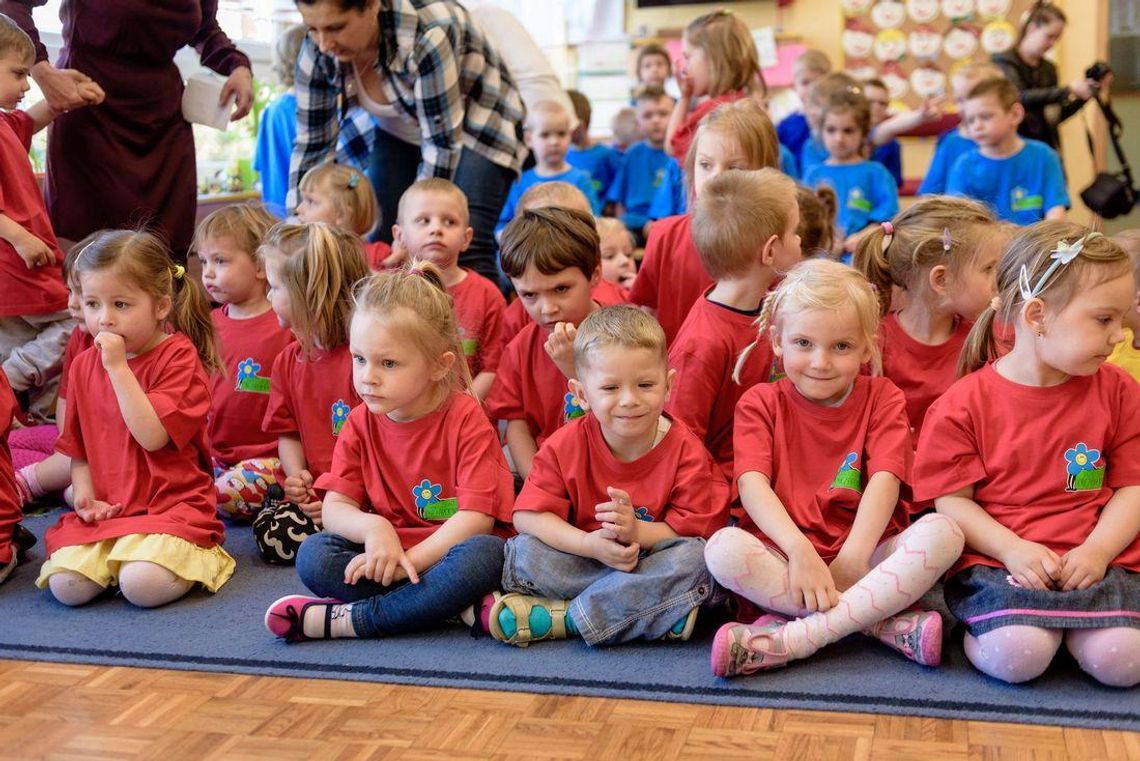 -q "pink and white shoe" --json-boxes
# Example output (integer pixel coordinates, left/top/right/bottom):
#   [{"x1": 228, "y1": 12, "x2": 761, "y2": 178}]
[
  {"x1": 872, "y1": 609, "x2": 943, "y2": 667},
  {"x1": 711, "y1": 614, "x2": 791, "y2": 677},
  {"x1": 264, "y1": 595, "x2": 342, "y2": 643}
]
